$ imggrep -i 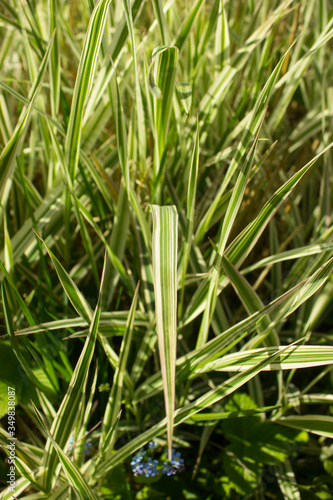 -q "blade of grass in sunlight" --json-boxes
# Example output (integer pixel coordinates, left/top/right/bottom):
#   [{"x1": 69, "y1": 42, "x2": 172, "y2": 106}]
[
  {"x1": 0, "y1": 86, "x2": 40, "y2": 199},
  {"x1": 32, "y1": 403, "x2": 96, "y2": 499},
  {"x1": 276, "y1": 415, "x2": 333, "y2": 439},
  {"x1": 173, "y1": 0, "x2": 204, "y2": 51},
  {"x1": 40, "y1": 254, "x2": 105, "y2": 491},
  {"x1": 64, "y1": 0, "x2": 112, "y2": 183},
  {"x1": 196, "y1": 345, "x2": 333, "y2": 373},
  {"x1": 134, "y1": 256, "x2": 333, "y2": 402},
  {"x1": 221, "y1": 254, "x2": 279, "y2": 346},
  {"x1": 122, "y1": 0, "x2": 146, "y2": 174},
  {"x1": 182, "y1": 142, "x2": 333, "y2": 328},
  {"x1": 196, "y1": 43, "x2": 290, "y2": 245},
  {"x1": 275, "y1": 460, "x2": 301, "y2": 500},
  {"x1": 179, "y1": 117, "x2": 199, "y2": 319},
  {"x1": 101, "y1": 282, "x2": 139, "y2": 455},
  {"x1": 1, "y1": 445, "x2": 44, "y2": 493},
  {"x1": 95, "y1": 341, "x2": 302, "y2": 476},
  {"x1": 196, "y1": 115, "x2": 264, "y2": 348},
  {"x1": 151, "y1": 205, "x2": 178, "y2": 459},
  {"x1": 215, "y1": 0, "x2": 230, "y2": 72},
  {"x1": 150, "y1": 46, "x2": 178, "y2": 201}
]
